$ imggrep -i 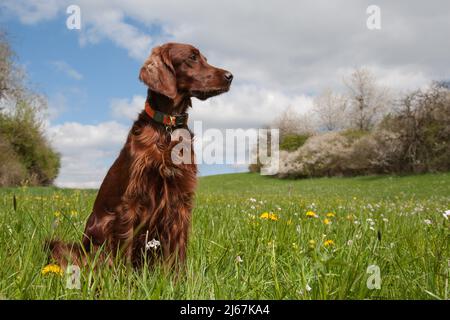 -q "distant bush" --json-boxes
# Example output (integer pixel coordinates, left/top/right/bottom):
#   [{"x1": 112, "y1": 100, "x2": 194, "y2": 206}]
[
  {"x1": 279, "y1": 134, "x2": 310, "y2": 151},
  {"x1": 0, "y1": 101, "x2": 60, "y2": 186},
  {"x1": 347, "y1": 129, "x2": 403, "y2": 174},
  {"x1": 278, "y1": 132, "x2": 354, "y2": 178},
  {"x1": 340, "y1": 129, "x2": 369, "y2": 142},
  {"x1": 380, "y1": 82, "x2": 450, "y2": 173},
  {"x1": 0, "y1": 33, "x2": 60, "y2": 186},
  {"x1": 0, "y1": 137, "x2": 27, "y2": 186}
]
